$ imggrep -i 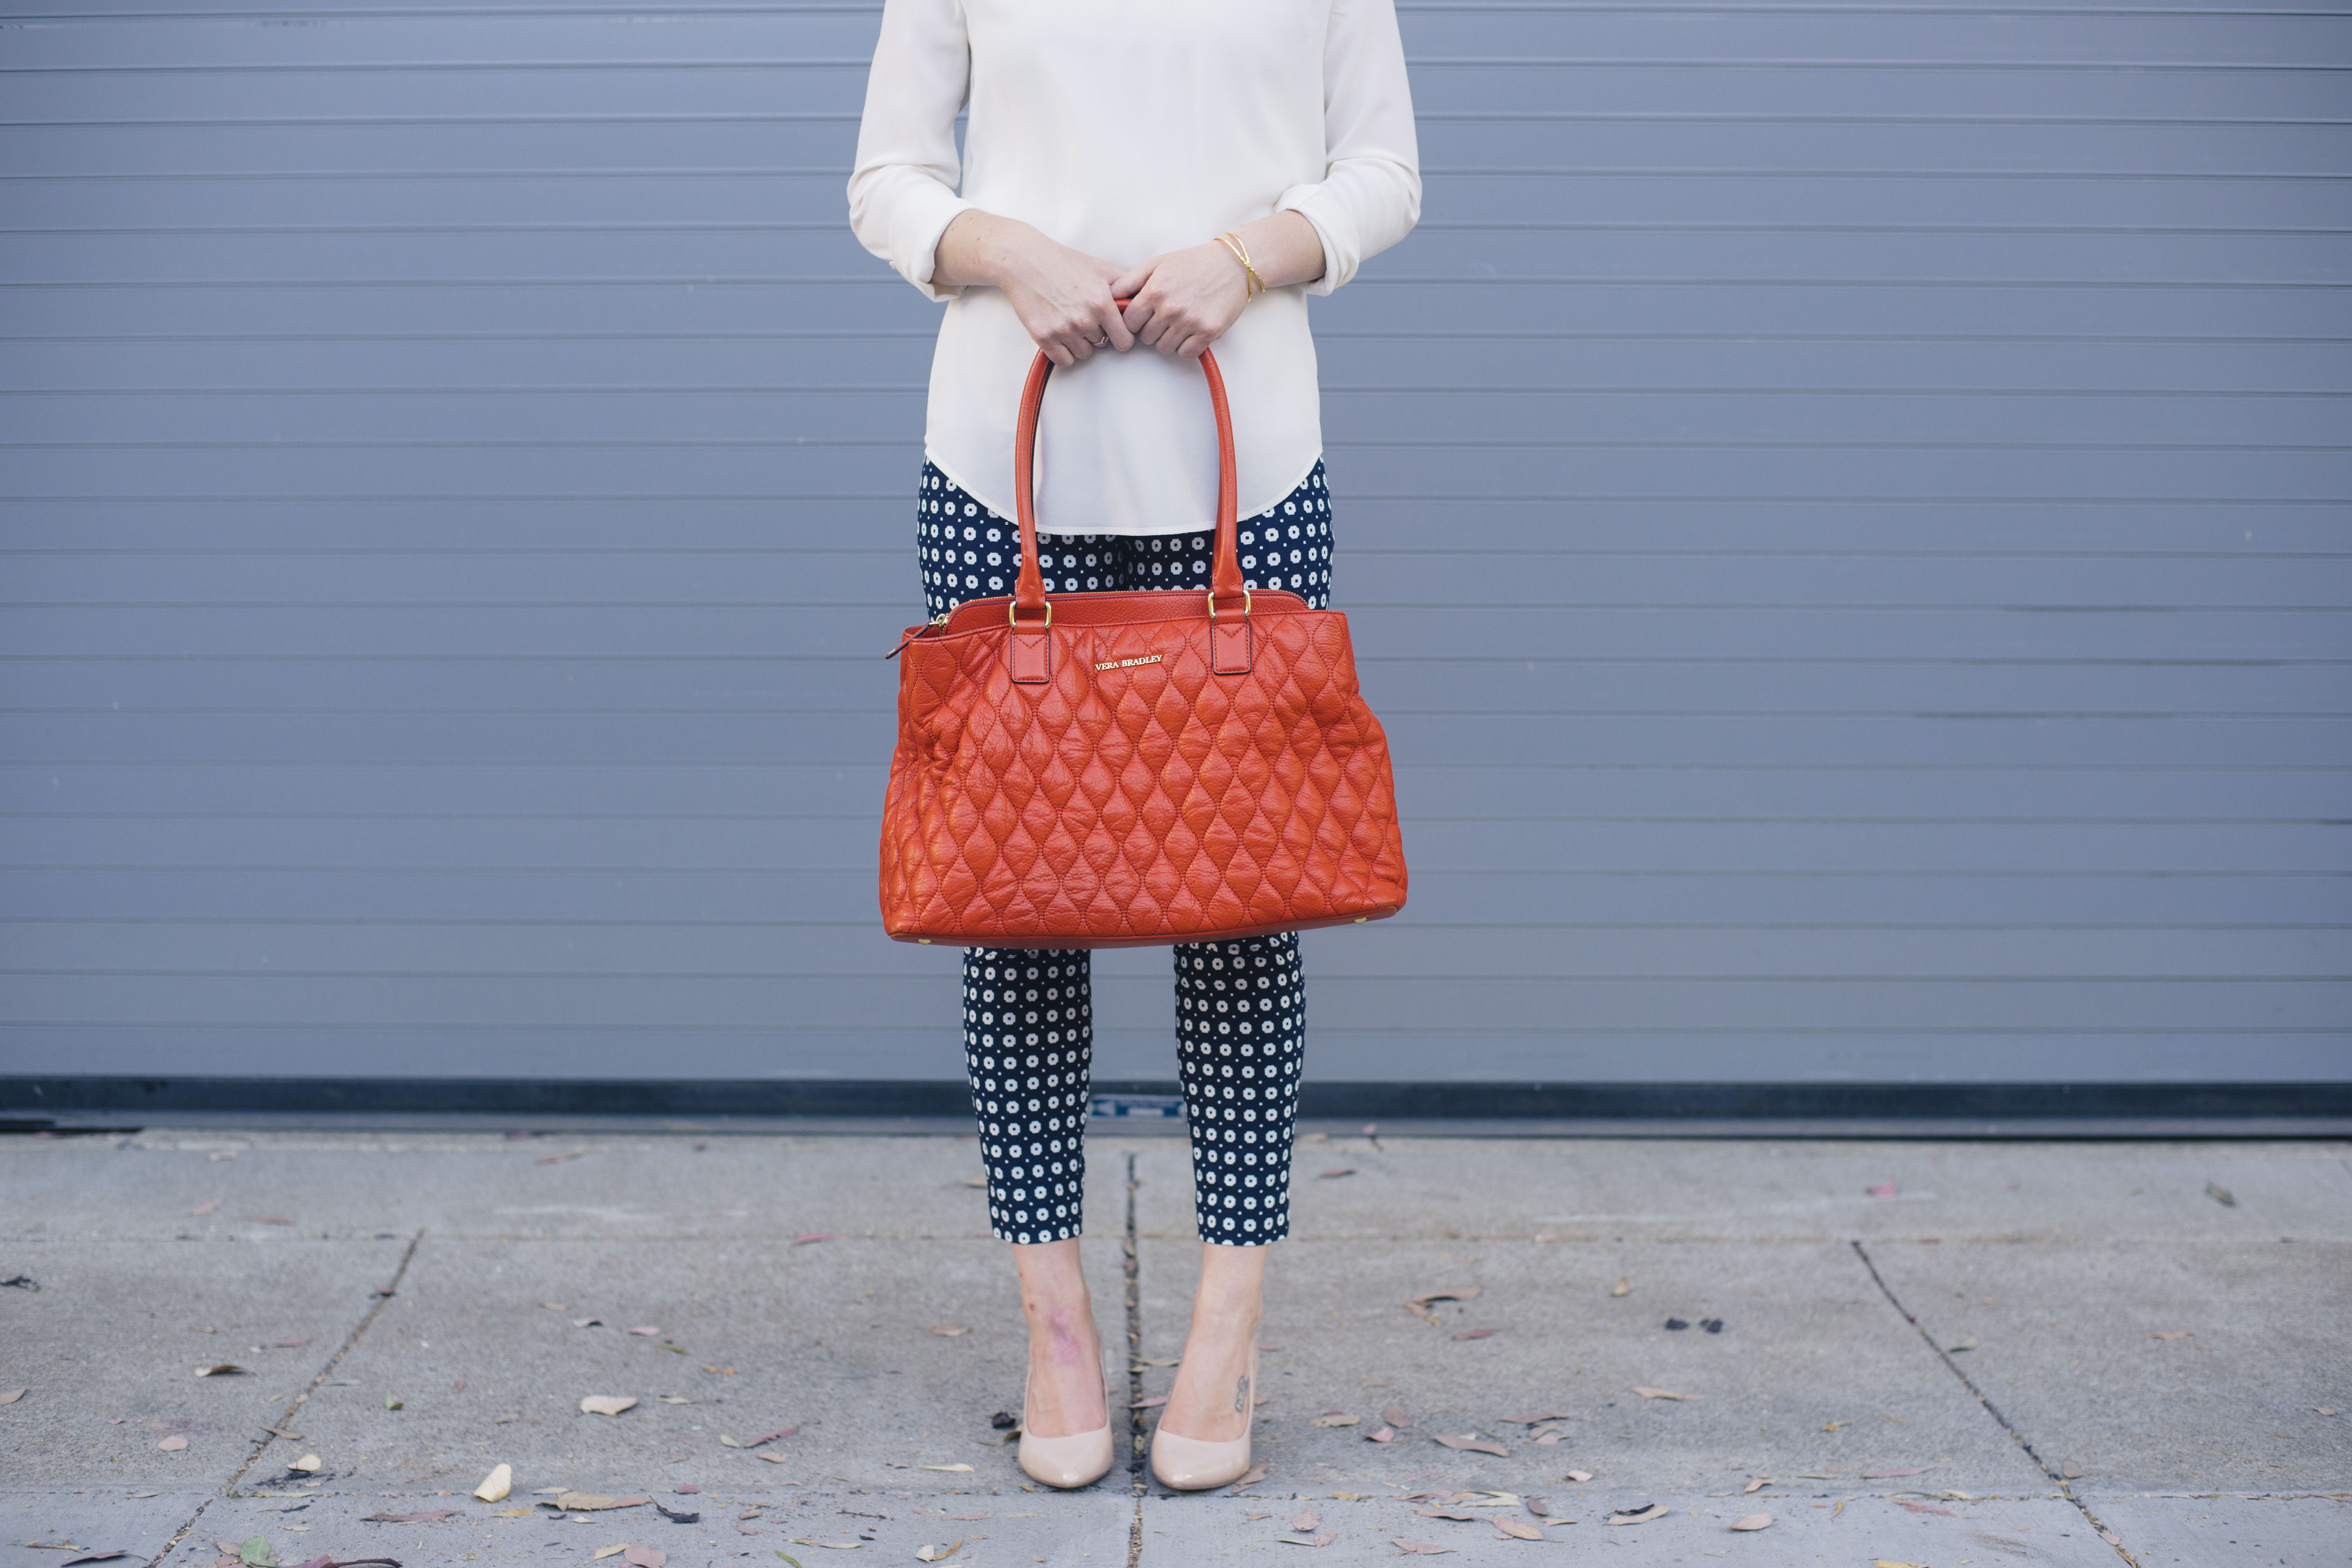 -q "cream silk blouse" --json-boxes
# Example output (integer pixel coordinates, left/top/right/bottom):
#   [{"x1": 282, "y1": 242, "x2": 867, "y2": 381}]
[{"x1": 848, "y1": 0, "x2": 1421, "y2": 538}]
